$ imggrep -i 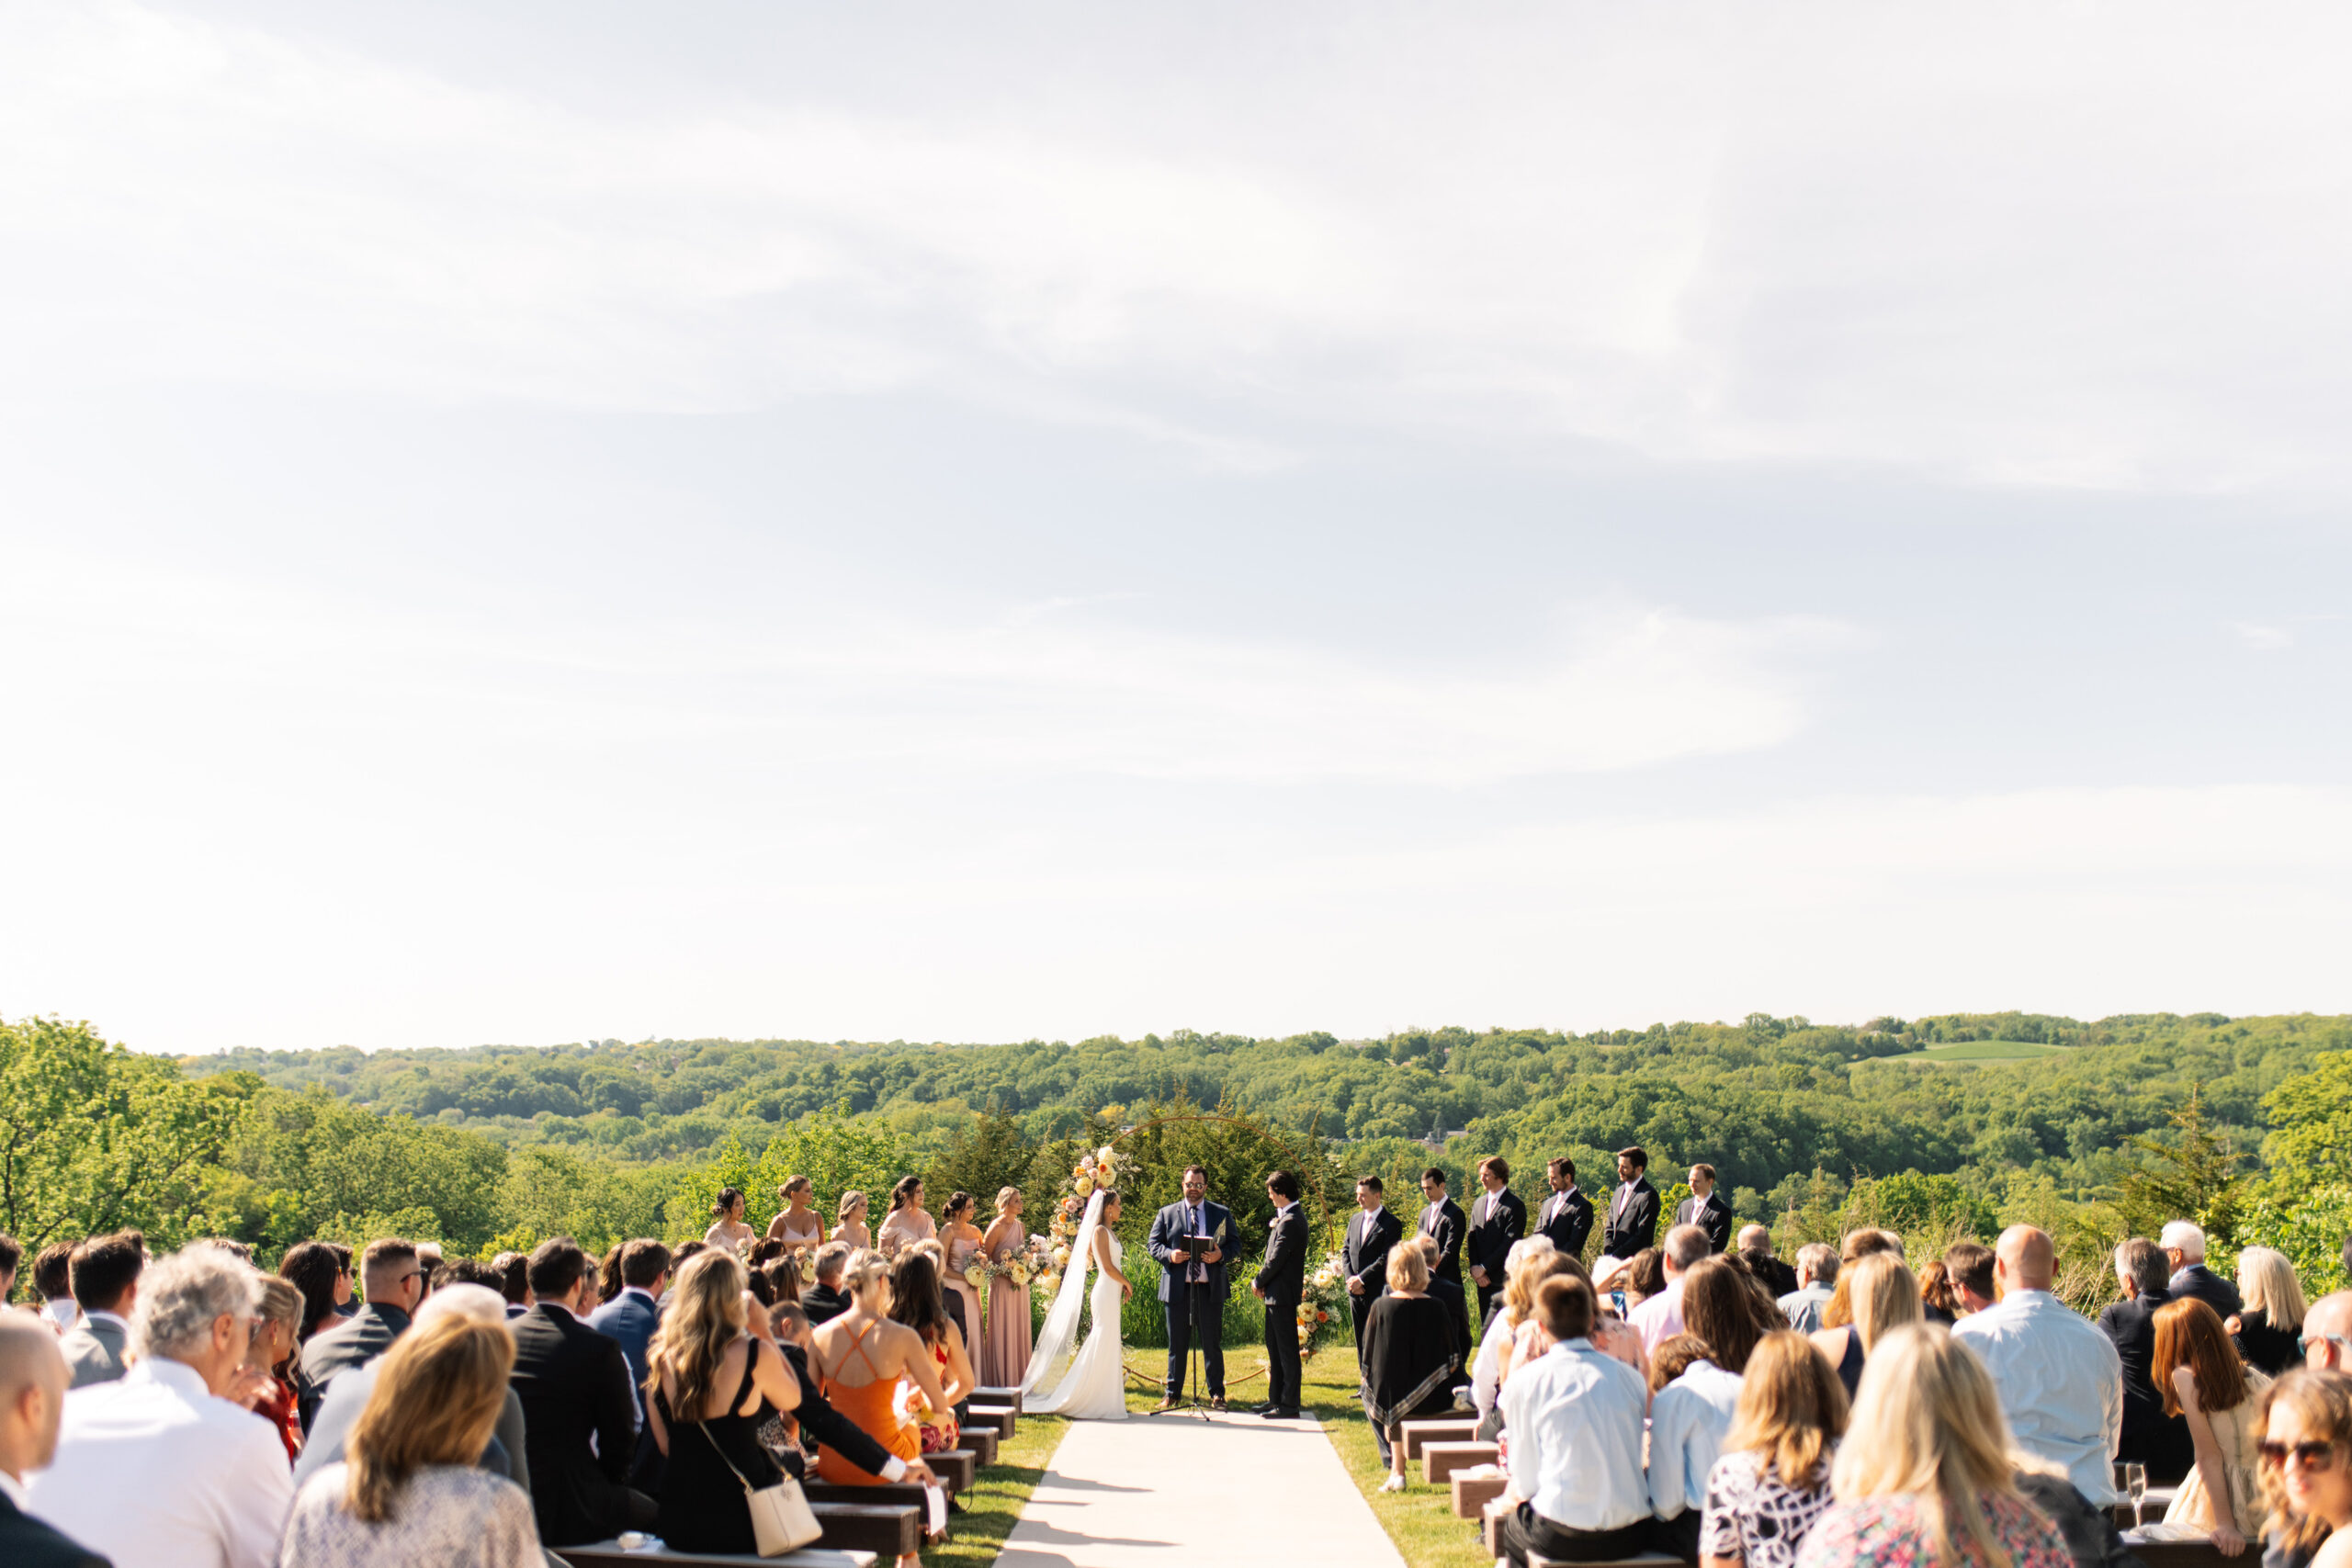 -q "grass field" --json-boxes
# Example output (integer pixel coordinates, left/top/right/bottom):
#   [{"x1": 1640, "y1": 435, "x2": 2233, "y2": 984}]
[
  {"x1": 1906, "y1": 1038, "x2": 2070, "y2": 1064},
  {"x1": 922, "y1": 1405, "x2": 1069, "y2": 1568}
]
